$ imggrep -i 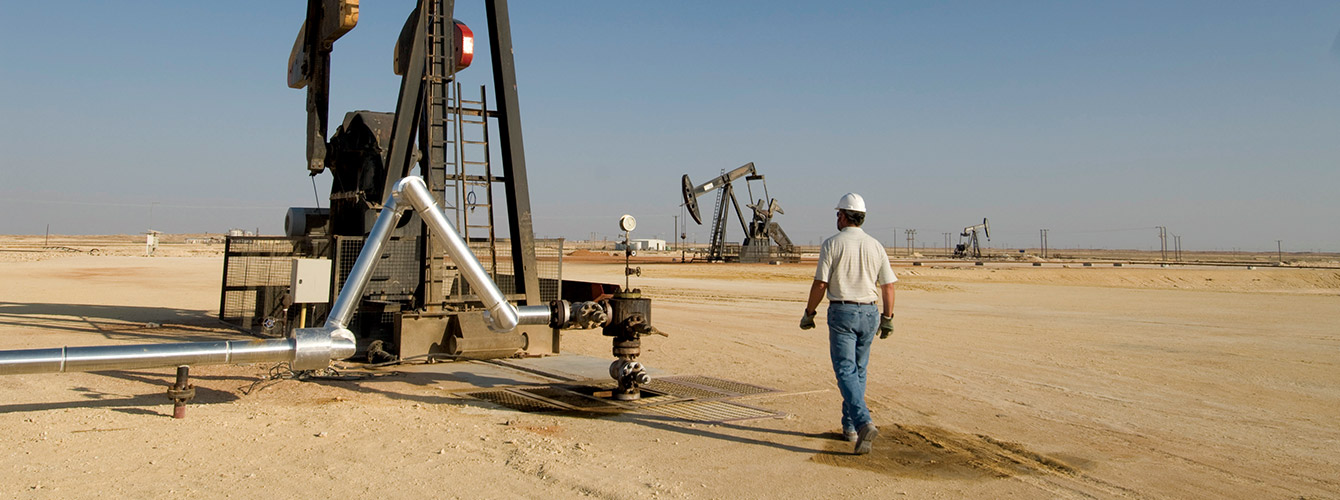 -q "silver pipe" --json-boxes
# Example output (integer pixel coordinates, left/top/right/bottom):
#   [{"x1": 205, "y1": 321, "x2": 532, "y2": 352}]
[
  {"x1": 515, "y1": 305, "x2": 552, "y2": 326},
  {"x1": 323, "y1": 176, "x2": 529, "y2": 333},
  {"x1": 0, "y1": 329, "x2": 356, "y2": 376},
  {"x1": 393, "y1": 176, "x2": 521, "y2": 332},
  {"x1": 326, "y1": 195, "x2": 407, "y2": 329}
]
